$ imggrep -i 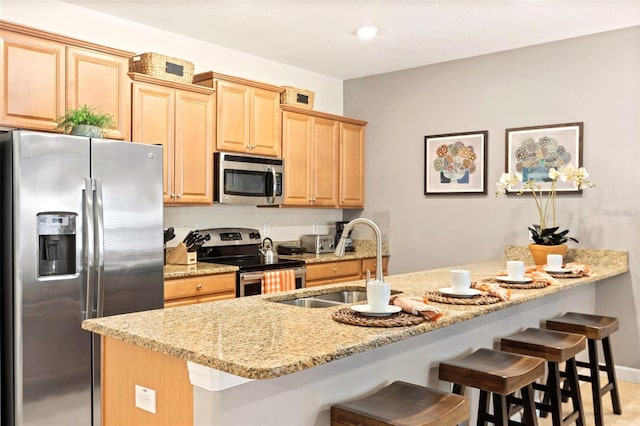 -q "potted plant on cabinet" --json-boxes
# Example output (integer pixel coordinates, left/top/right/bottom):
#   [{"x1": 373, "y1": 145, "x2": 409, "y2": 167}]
[
  {"x1": 56, "y1": 104, "x2": 115, "y2": 138},
  {"x1": 496, "y1": 165, "x2": 595, "y2": 265}
]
